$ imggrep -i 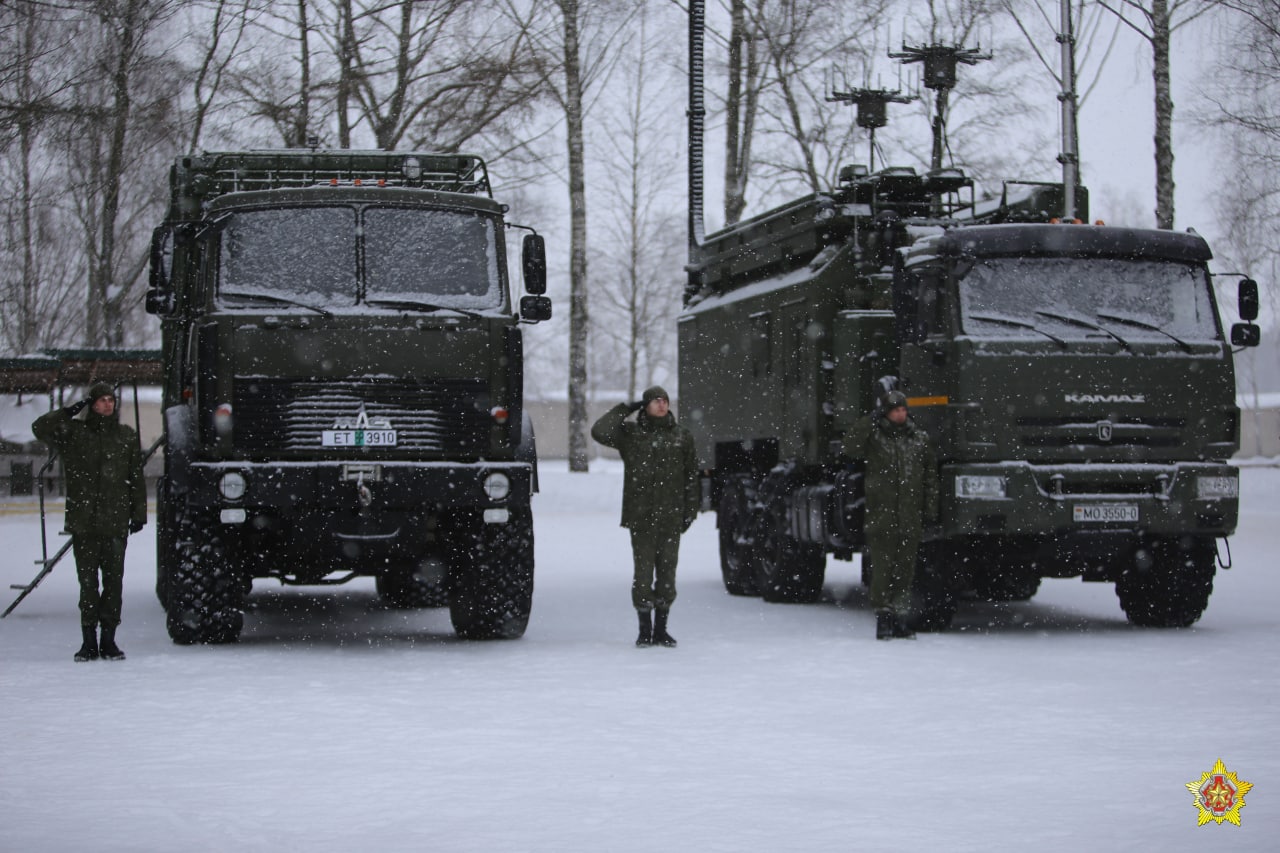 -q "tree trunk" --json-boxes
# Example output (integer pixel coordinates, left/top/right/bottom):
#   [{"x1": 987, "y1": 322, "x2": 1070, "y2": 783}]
[
  {"x1": 562, "y1": 0, "x2": 590, "y2": 472},
  {"x1": 724, "y1": 0, "x2": 748, "y2": 225},
  {"x1": 336, "y1": 0, "x2": 353, "y2": 148},
  {"x1": 88, "y1": 0, "x2": 143, "y2": 348},
  {"x1": 293, "y1": 0, "x2": 311, "y2": 146},
  {"x1": 1151, "y1": 0, "x2": 1175, "y2": 229}
]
